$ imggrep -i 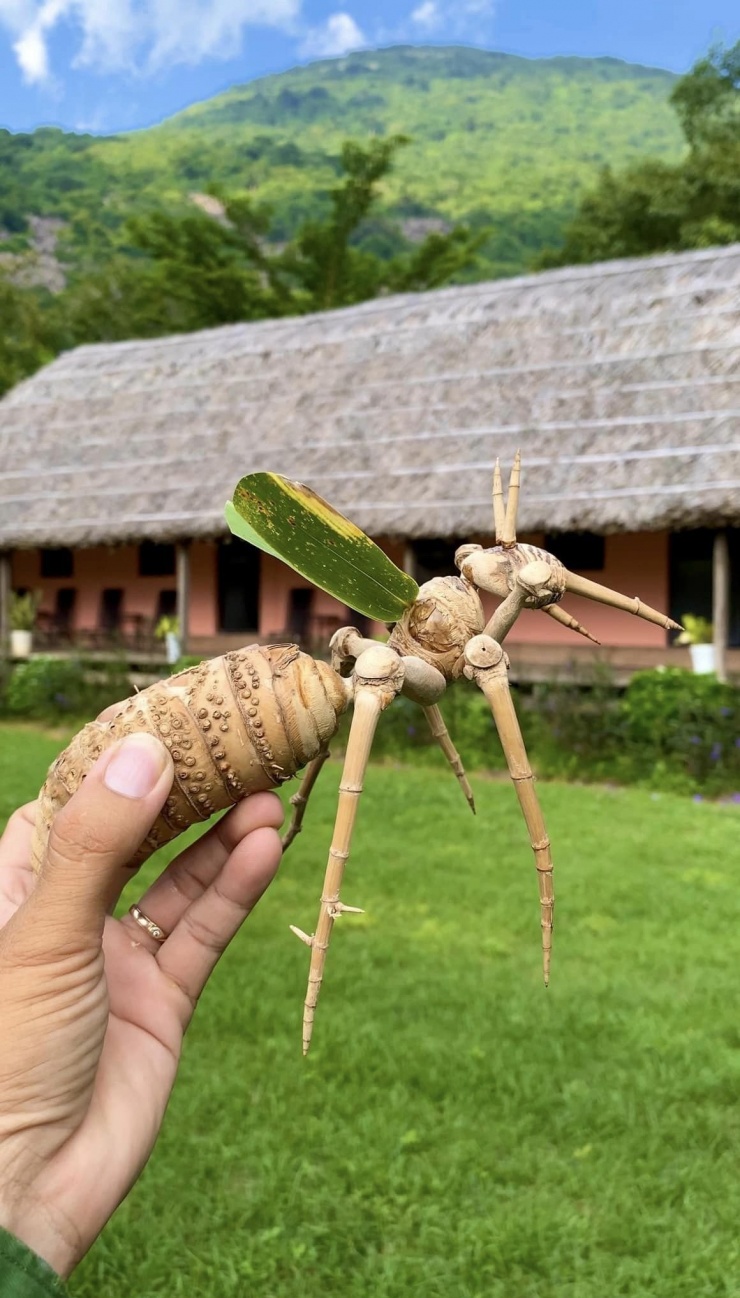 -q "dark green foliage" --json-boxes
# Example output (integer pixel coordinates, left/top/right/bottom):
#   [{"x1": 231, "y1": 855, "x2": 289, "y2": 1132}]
[
  {"x1": 49, "y1": 137, "x2": 482, "y2": 351},
  {"x1": 0, "y1": 274, "x2": 55, "y2": 397},
  {"x1": 276, "y1": 136, "x2": 410, "y2": 310},
  {"x1": 366, "y1": 668, "x2": 740, "y2": 798},
  {"x1": 539, "y1": 40, "x2": 740, "y2": 267},
  {"x1": 1, "y1": 657, "x2": 130, "y2": 720},
  {"x1": 670, "y1": 41, "x2": 740, "y2": 147}
]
